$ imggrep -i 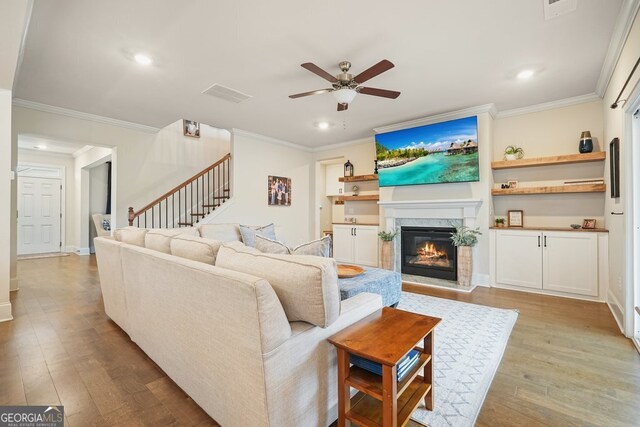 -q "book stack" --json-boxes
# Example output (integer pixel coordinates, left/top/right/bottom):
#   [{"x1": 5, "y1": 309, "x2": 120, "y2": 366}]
[{"x1": 350, "y1": 350, "x2": 421, "y2": 382}]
